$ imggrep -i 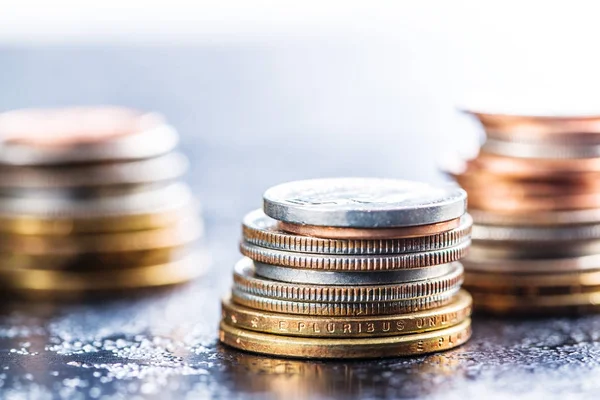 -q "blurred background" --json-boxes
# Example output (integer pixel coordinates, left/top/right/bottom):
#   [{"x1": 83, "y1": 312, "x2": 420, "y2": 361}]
[{"x1": 2, "y1": 0, "x2": 600, "y2": 224}]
